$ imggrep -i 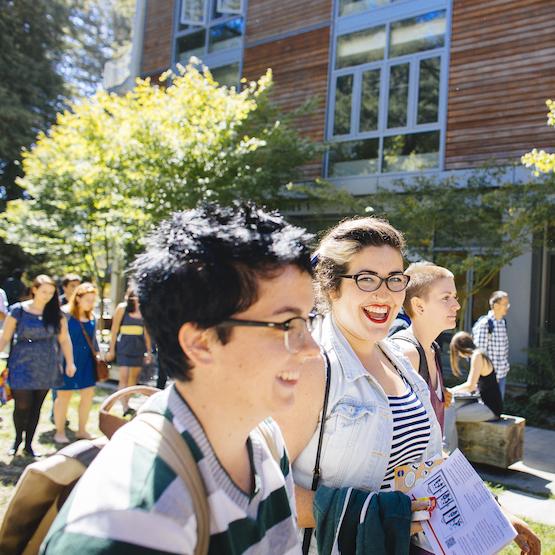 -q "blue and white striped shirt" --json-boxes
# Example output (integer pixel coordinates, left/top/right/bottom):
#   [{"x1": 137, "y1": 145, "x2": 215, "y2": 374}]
[{"x1": 381, "y1": 385, "x2": 432, "y2": 490}]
